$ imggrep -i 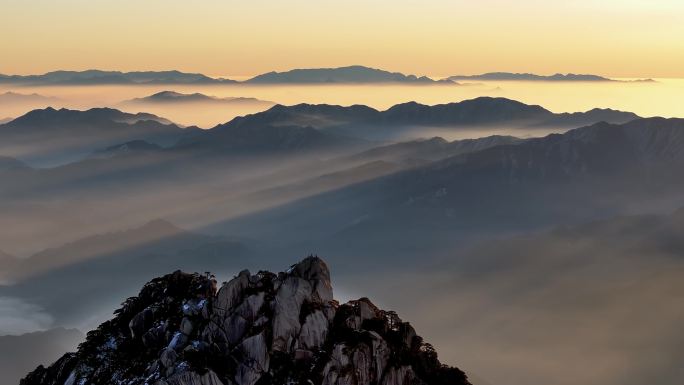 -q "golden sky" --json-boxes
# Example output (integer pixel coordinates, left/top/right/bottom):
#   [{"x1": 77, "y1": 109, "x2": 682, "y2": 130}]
[{"x1": 2, "y1": 0, "x2": 683, "y2": 78}]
